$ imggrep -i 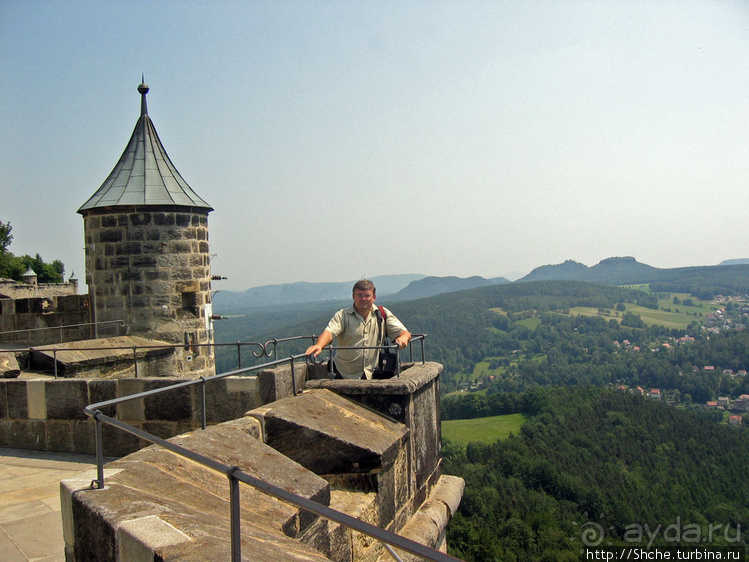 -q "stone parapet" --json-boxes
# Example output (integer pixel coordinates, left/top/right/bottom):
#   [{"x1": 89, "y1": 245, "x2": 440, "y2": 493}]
[
  {"x1": 0, "y1": 294, "x2": 92, "y2": 346},
  {"x1": 61, "y1": 379, "x2": 463, "y2": 561},
  {"x1": 392, "y1": 475, "x2": 466, "y2": 560},
  {"x1": 305, "y1": 362, "x2": 445, "y2": 513},
  {"x1": 0, "y1": 279, "x2": 78, "y2": 300},
  {"x1": 0, "y1": 375, "x2": 261, "y2": 456}
]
